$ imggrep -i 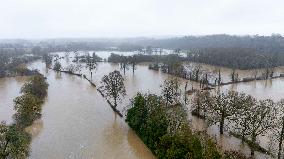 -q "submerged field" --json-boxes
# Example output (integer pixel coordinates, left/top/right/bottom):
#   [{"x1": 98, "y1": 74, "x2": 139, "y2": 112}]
[{"x1": 1, "y1": 51, "x2": 284, "y2": 158}]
